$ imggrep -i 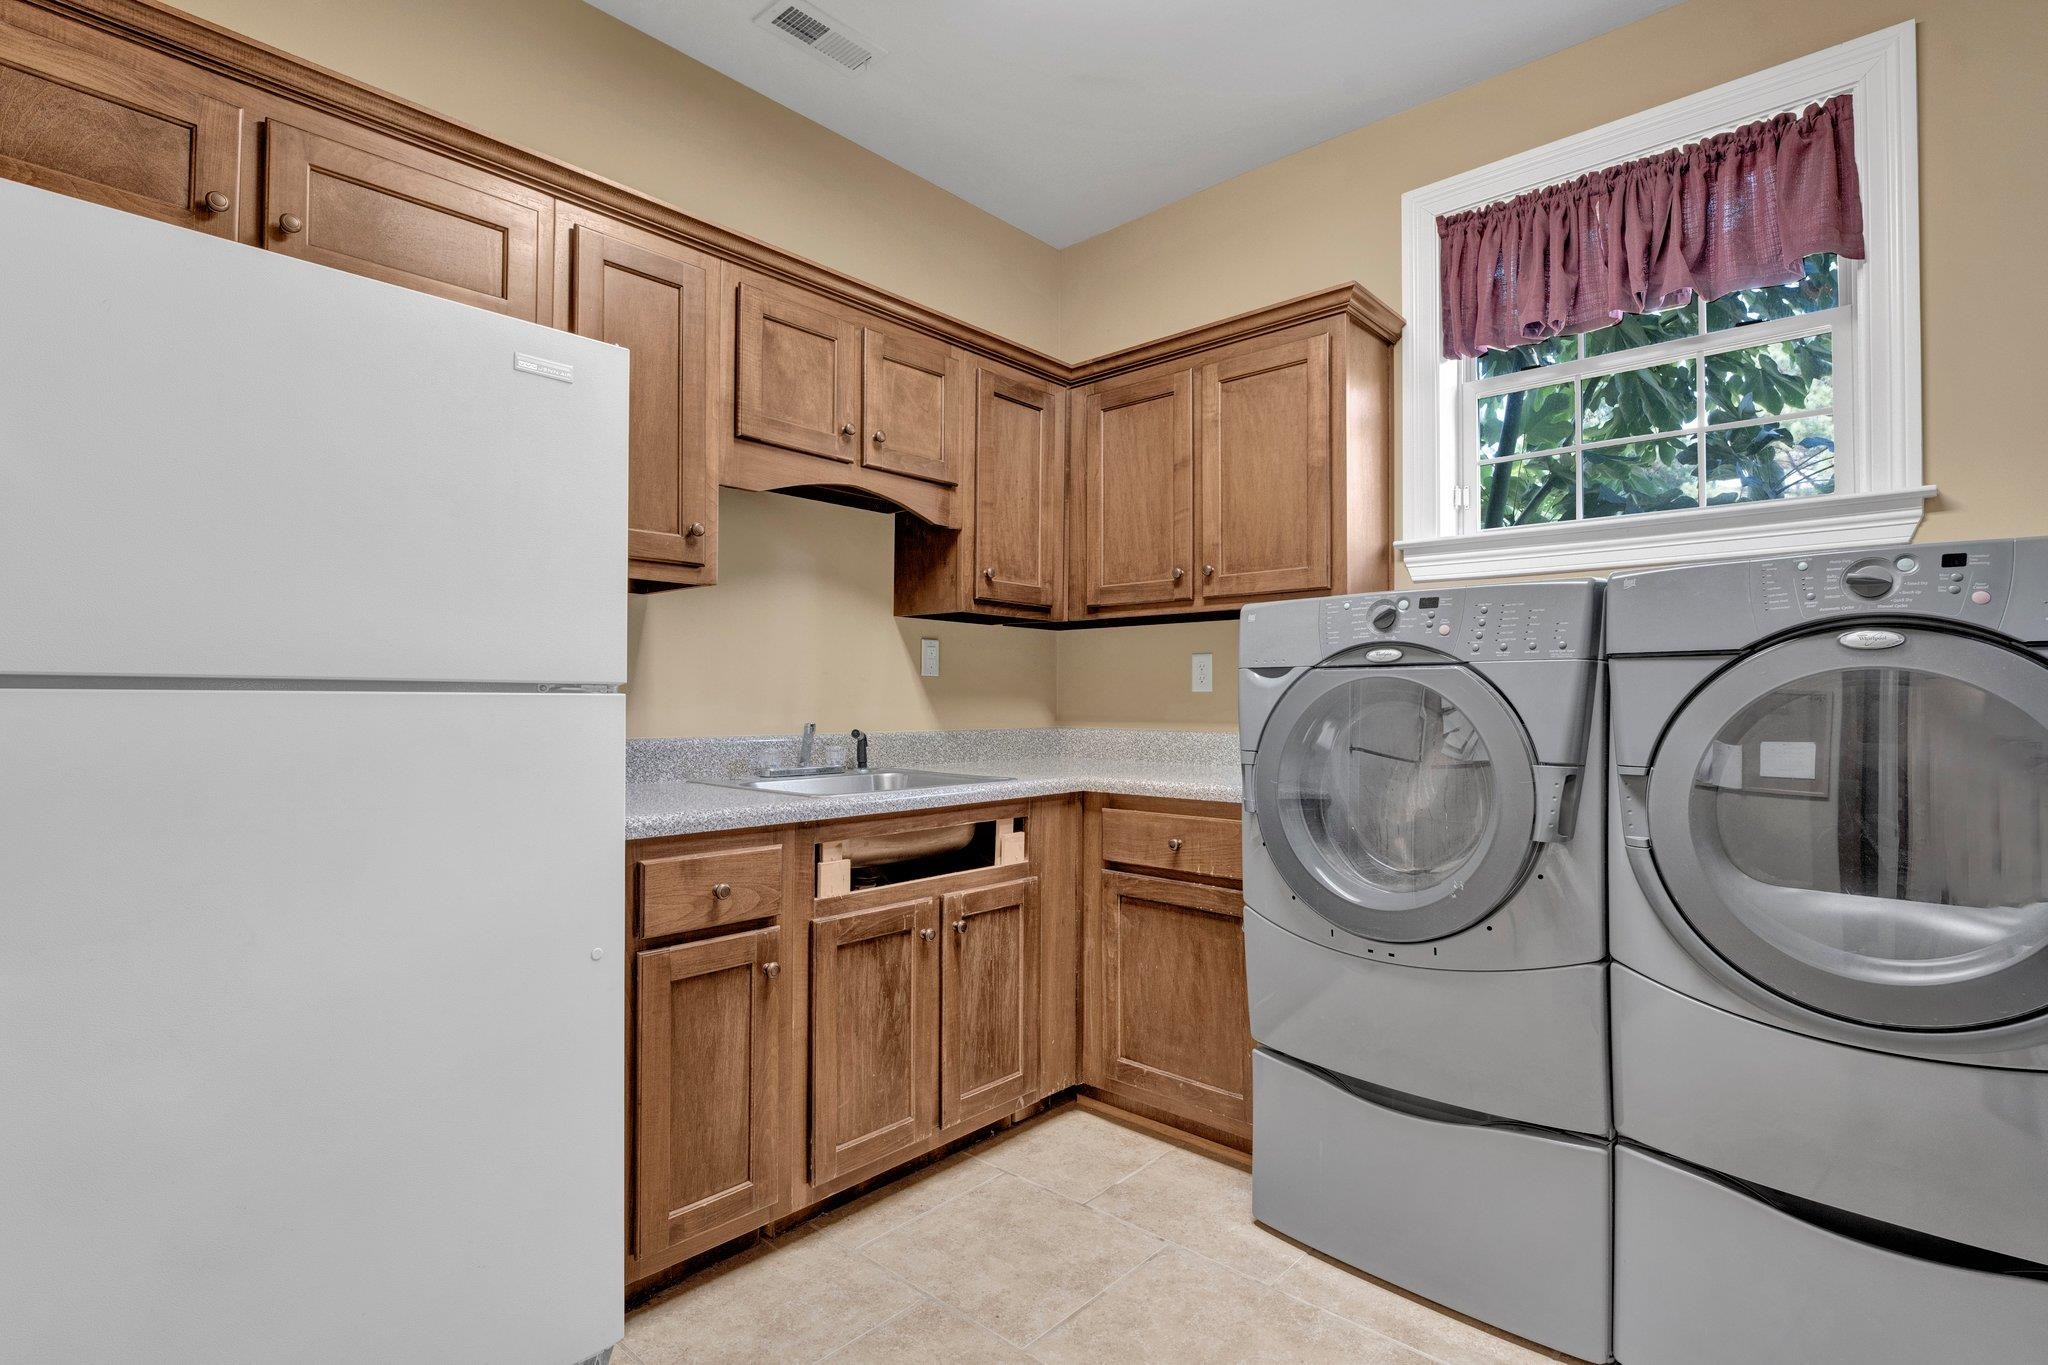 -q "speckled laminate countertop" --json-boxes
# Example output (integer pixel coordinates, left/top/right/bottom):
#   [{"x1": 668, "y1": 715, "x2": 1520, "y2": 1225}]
[{"x1": 624, "y1": 729, "x2": 1242, "y2": 840}]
